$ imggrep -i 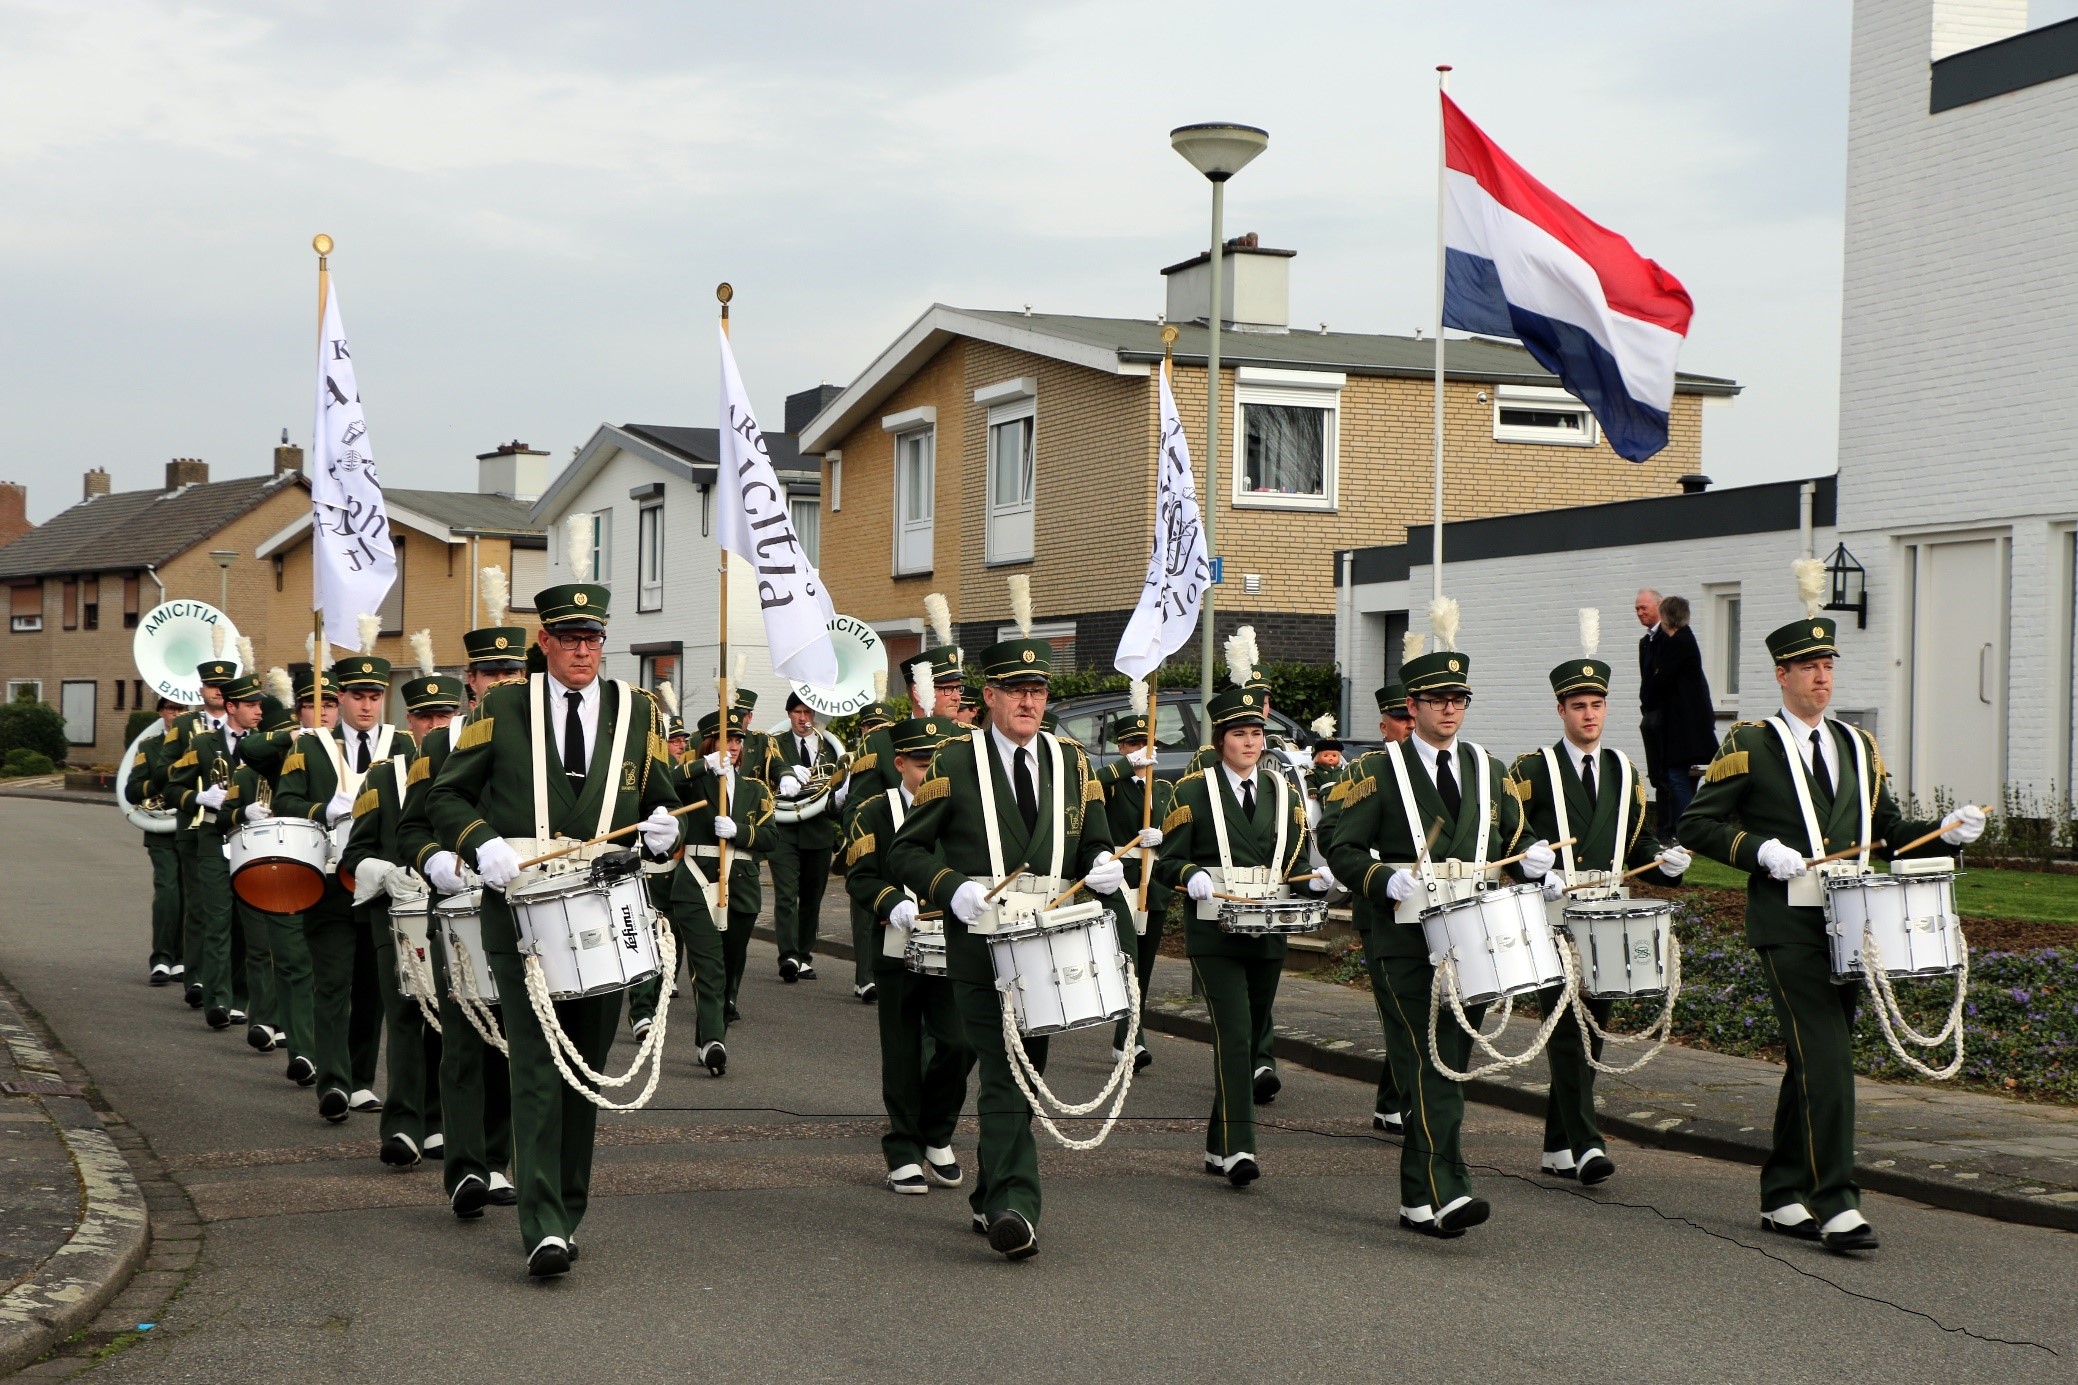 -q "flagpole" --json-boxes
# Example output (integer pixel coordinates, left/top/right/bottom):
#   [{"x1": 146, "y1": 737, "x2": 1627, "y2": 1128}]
[
  {"x1": 1138, "y1": 328, "x2": 1182, "y2": 915},
  {"x1": 309, "y1": 233, "x2": 333, "y2": 733},
  {"x1": 714, "y1": 282, "x2": 734, "y2": 910},
  {"x1": 1430, "y1": 64, "x2": 1452, "y2": 603}
]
